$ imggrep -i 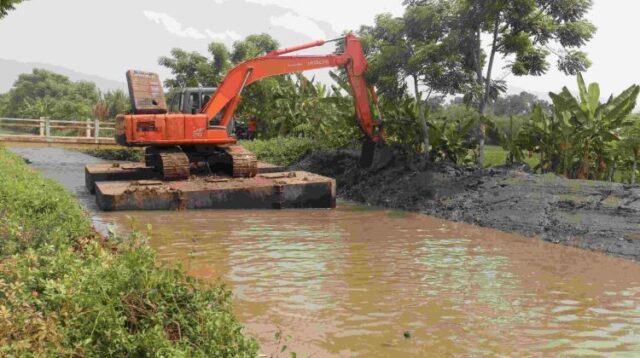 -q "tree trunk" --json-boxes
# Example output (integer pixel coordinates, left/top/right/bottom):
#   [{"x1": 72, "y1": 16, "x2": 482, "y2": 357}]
[
  {"x1": 477, "y1": 16, "x2": 501, "y2": 167},
  {"x1": 413, "y1": 75, "x2": 430, "y2": 161},
  {"x1": 607, "y1": 160, "x2": 615, "y2": 182},
  {"x1": 633, "y1": 156, "x2": 637, "y2": 185}
]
